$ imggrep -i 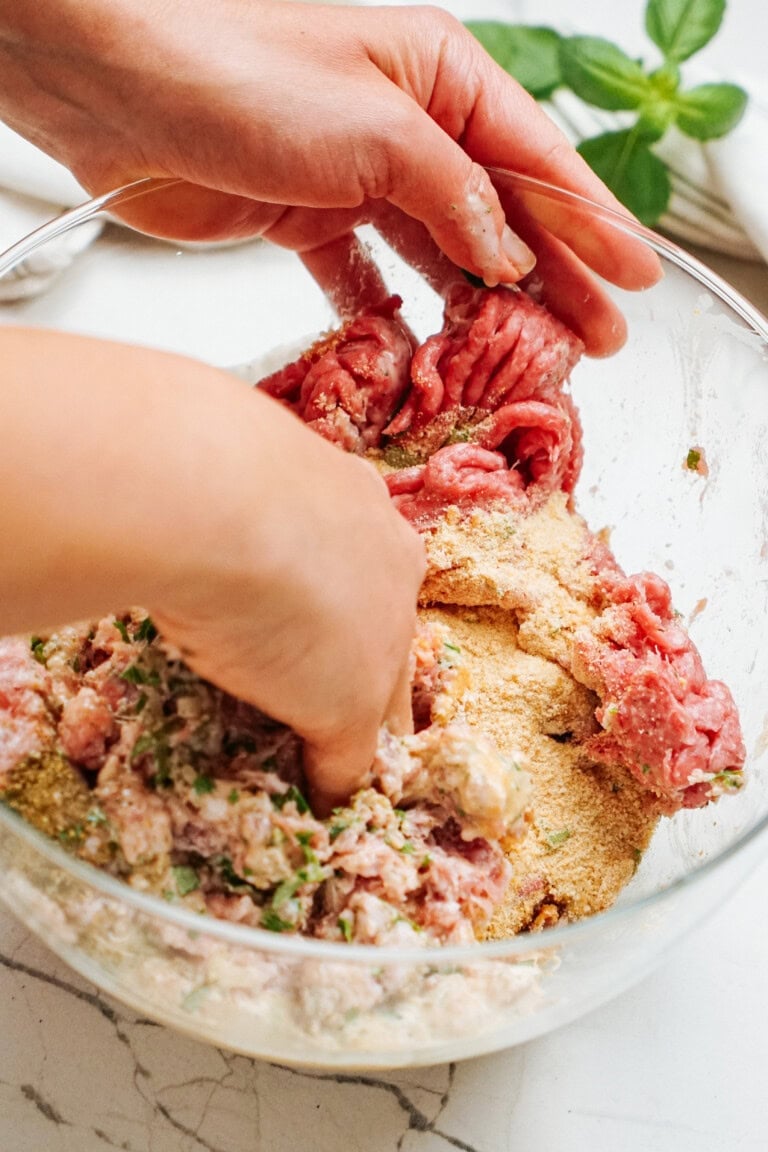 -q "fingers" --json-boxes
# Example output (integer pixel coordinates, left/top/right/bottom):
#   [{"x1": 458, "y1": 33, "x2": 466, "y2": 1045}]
[
  {"x1": 299, "y1": 231, "x2": 390, "y2": 319},
  {"x1": 366, "y1": 11, "x2": 659, "y2": 292},
  {"x1": 379, "y1": 108, "x2": 536, "y2": 288},
  {"x1": 490, "y1": 168, "x2": 663, "y2": 293},
  {"x1": 384, "y1": 658, "x2": 415, "y2": 738},
  {"x1": 499, "y1": 199, "x2": 629, "y2": 356},
  {"x1": 304, "y1": 718, "x2": 380, "y2": 818}
]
